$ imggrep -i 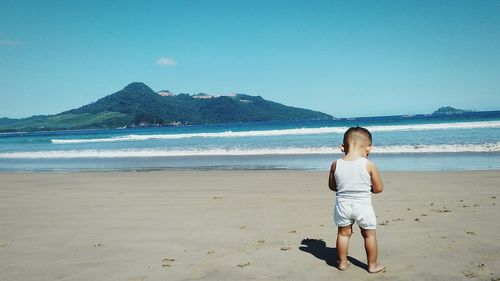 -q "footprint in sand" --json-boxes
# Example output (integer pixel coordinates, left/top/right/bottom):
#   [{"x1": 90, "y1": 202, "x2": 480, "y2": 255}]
[
  {"x1": 92, "y1": 243, "x2": 104, "y2": 247},
  {"x1": 280, "y1": 246, "x2": 291, "y2": 251},
  {"x1": 379, "y1": 220, "x2": 389, "y2": 226},
  {"x1": 431, "y1": 207, "x2": 452, "y2": 213},
  {"x1": 463, "y1": 270, "x2": 479, "y2": 278},
  {"x1": 253, "y1": 240, "x2": 266, "y2": 248},
  {"x1": 288, "y1": 230, "x2": 297, "y2": 233},
  {"x1": 237, "y1": 262, "x2": 250, "y2": 268},
  {"x1": 162, "y1": 258, "x2": 175, "y2": 268}
]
